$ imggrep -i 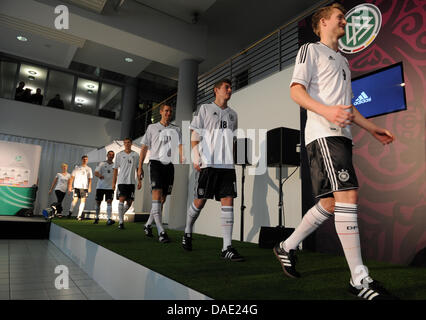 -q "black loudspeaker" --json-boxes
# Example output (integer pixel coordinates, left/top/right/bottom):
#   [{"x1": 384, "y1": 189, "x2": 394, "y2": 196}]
[
  {"x1": 267, "y1": 127, "x2": 300, "y2": 167},
  {"x1": 233, "y1": 138, "x2": 252, "y2": 165},
  {"x1": 258, "y1": 226, "x2": 295, "y2": 249},
  {"x1": 410, "y1": 247, "x2": 426, "y2": 267}
]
